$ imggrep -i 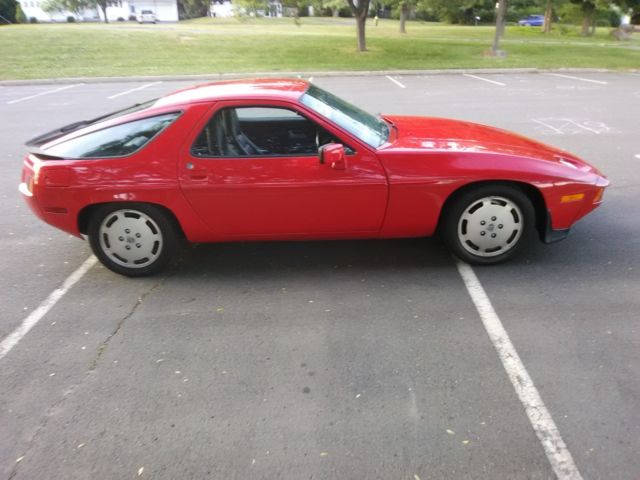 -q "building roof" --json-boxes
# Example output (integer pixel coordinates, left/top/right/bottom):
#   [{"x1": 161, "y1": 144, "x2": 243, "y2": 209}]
[{"x1": 155, "y1": 78, "x2": 311, "y2": 107}]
